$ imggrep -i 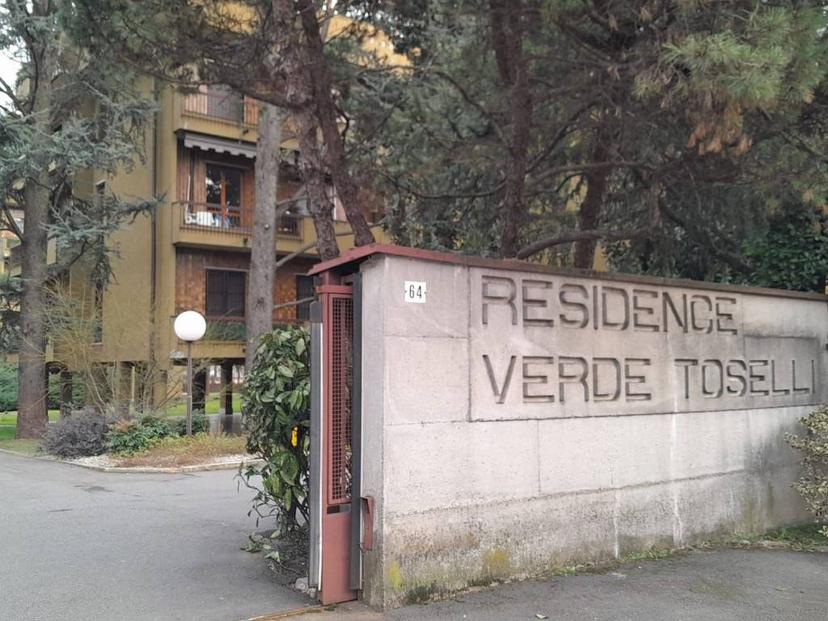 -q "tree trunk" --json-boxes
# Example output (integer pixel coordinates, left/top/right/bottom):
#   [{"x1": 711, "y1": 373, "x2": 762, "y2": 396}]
[
  {"x1": 16, "y1": 33, "x2": 55, "y2": 439},
  {"x1": 246, "y1": 103, "x2": 282, "y2": 372},
  {"x1": 295, "y1": 0, "x2": 375, "y2": 248},
  {"x1": 297, "y1": 108, "x2": 341, "y2": 261},
  {"x1": 574, "y1": 139, "x2": 610, "y2": 269},
  {"x1": 268, "y1": 0, "x2": 339, "y2": 261},
  {"x1": 490, "y1": 0, "x2": 532, "y2": 258}
]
